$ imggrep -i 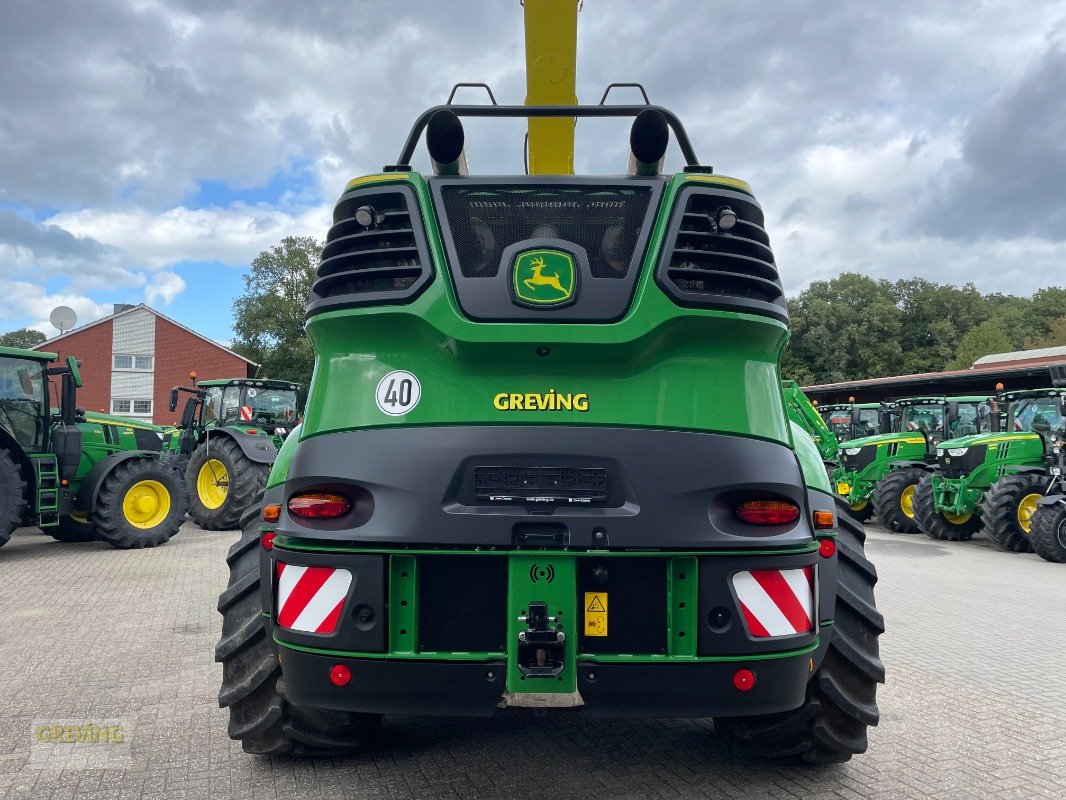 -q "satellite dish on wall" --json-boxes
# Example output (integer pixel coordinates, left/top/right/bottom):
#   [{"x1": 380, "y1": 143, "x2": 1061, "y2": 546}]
[{"x1": 50, "y1": 306, "x2": 78, "y2": 334}]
